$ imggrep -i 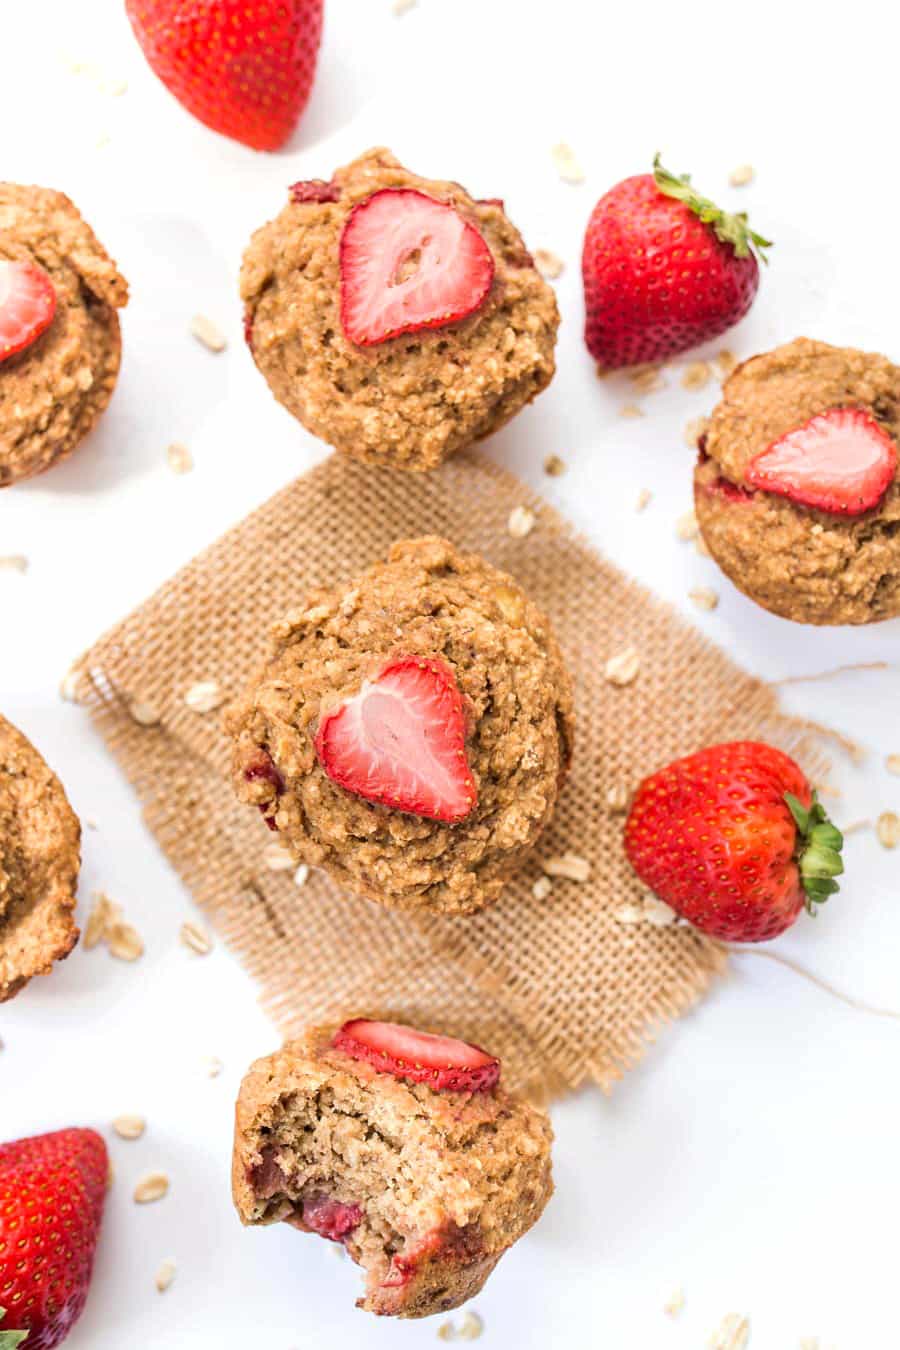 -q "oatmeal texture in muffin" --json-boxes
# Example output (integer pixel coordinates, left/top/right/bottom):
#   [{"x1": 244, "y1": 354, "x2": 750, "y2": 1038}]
[
  {"x1": 0, "y1": 183, "x2": 129, "y2": 486},
  {"x1": 227, "y1": 536, "x2": 575, "y2": 915},
  {"x1": 695, "y1": 337, "x2": 900, "y2": 624},
  {"x1": 240, "y1": 148, "x2": 560, "y2": 471},
  {"x1": 232, "y1": 1024, "x2": 554, "y2": 1318},
  {"x1": 0, "y1": 713, "x2": 81, "y2": 1001}
]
